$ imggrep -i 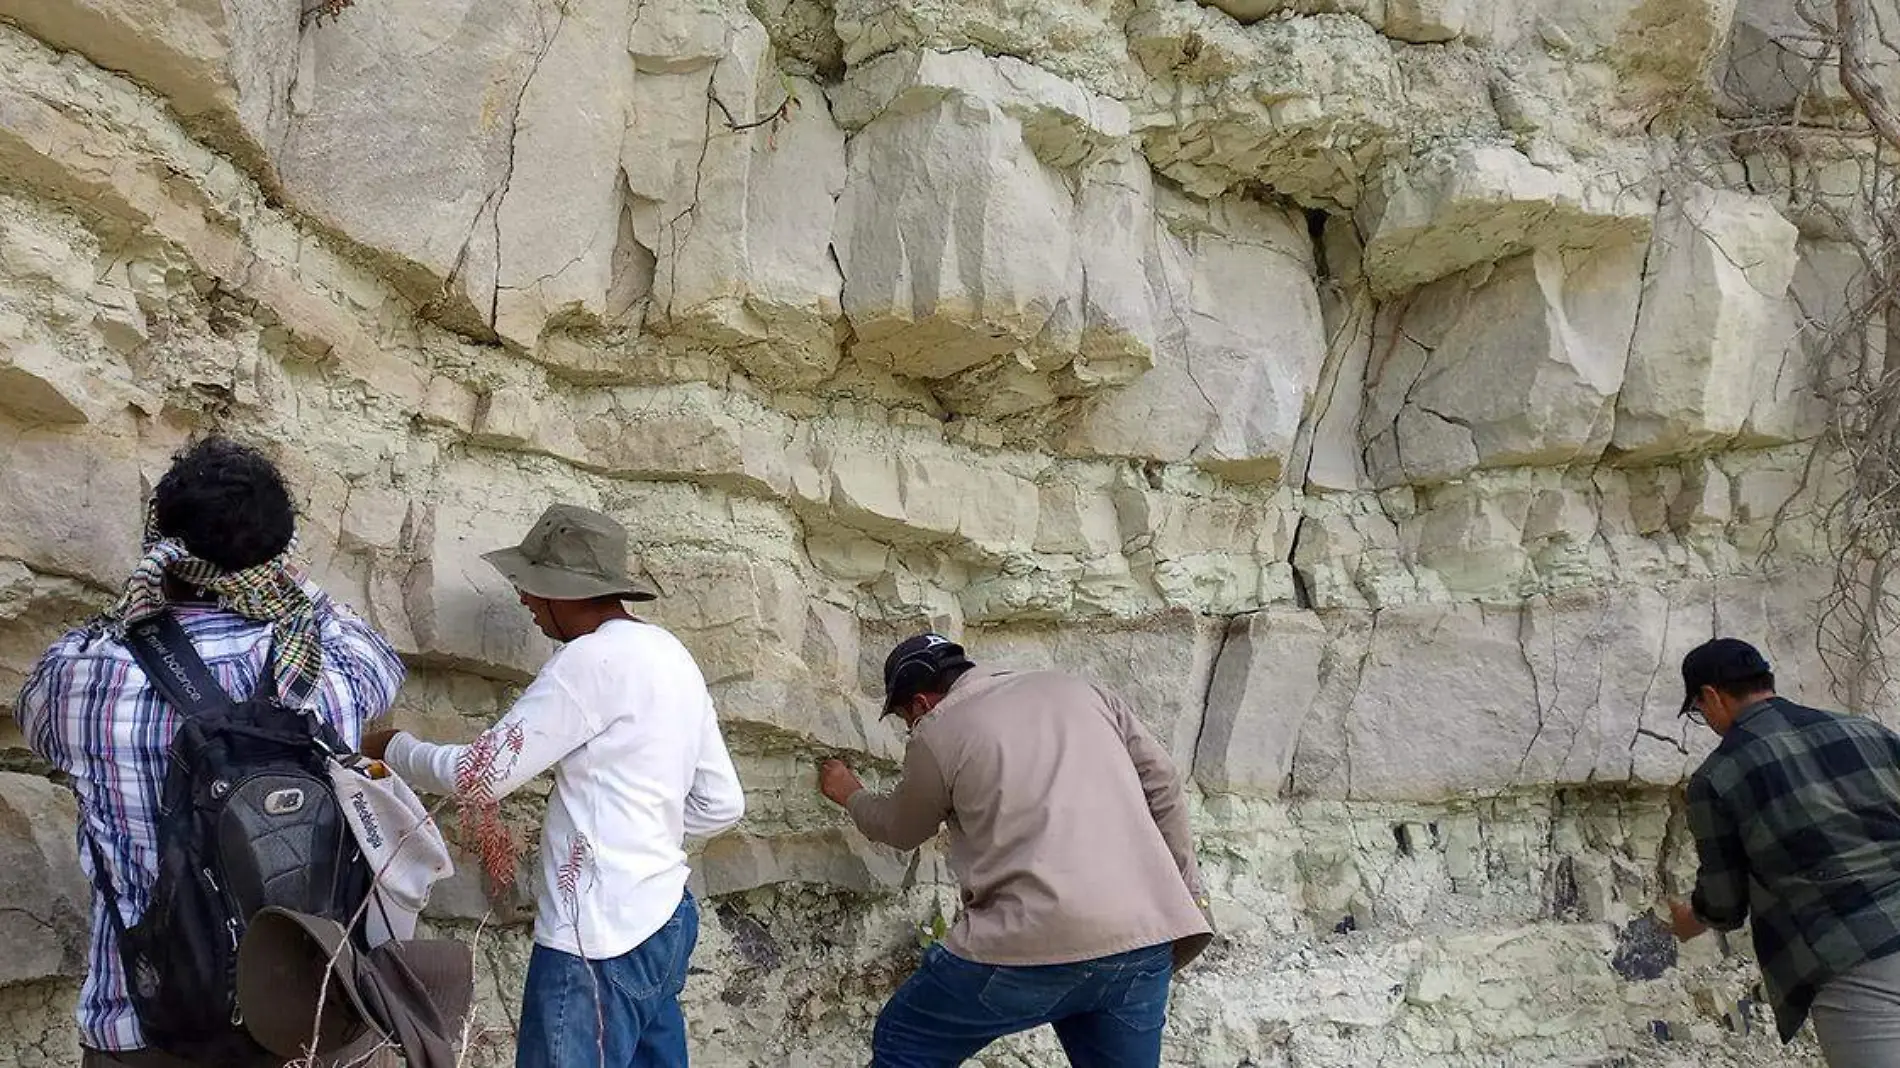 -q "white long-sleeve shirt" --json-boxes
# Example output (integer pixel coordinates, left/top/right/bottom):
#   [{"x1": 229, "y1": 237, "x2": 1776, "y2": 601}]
[{"x1": 386, "y1": 618, "x2": 744, "y2": 959}]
